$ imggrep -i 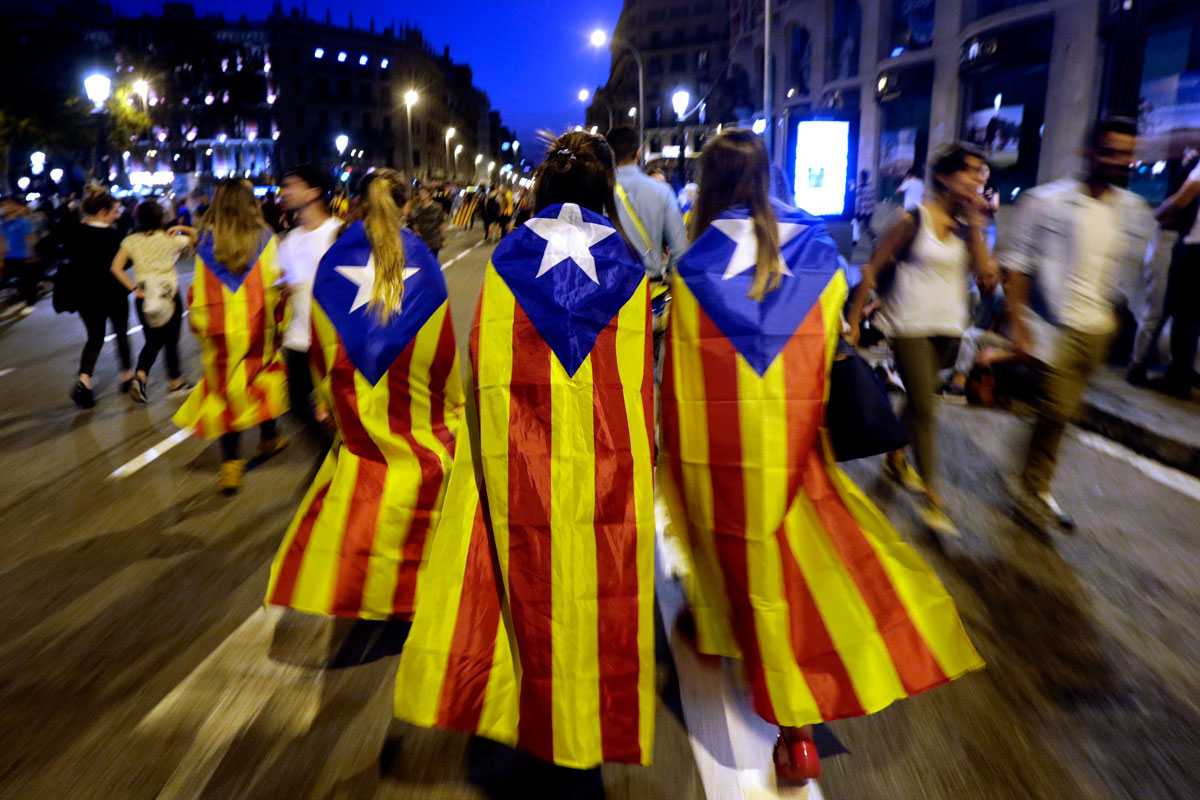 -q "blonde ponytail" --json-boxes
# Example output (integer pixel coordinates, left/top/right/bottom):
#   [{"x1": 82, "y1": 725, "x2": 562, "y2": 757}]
[
  {"x1": 746, "y1": 198, "x2": 782, "y2": 302},
  {"x1": 361, "y1": 170, "x2": 408, "y2": 321}
]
